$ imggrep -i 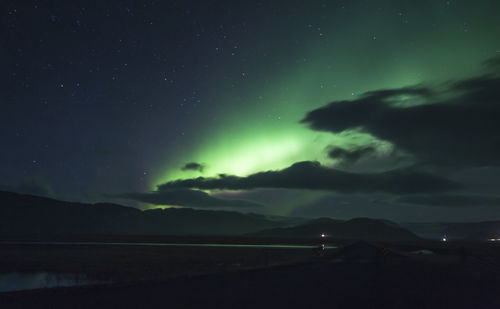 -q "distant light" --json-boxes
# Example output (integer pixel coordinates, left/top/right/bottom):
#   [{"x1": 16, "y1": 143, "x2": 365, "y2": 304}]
[
  {"x1": 442, "y1": 236, "x2": 447, "y2": 242},
  {"x1": 488, "y1": 238, "x2": 500, "y2": 241},
  {"x1": 320, "y1": 233, "x2": 326, "y2": 238}
]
